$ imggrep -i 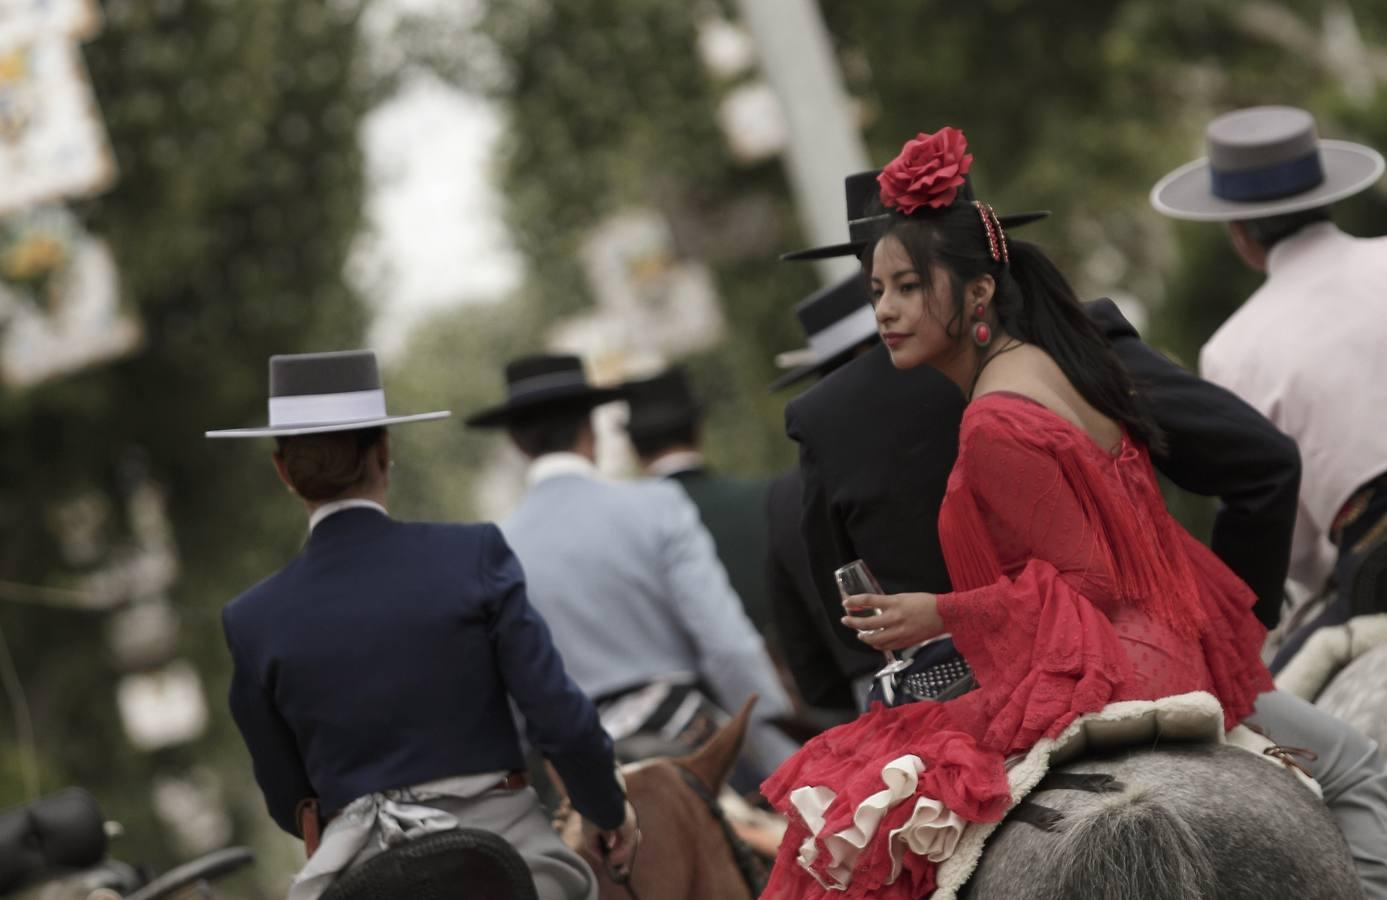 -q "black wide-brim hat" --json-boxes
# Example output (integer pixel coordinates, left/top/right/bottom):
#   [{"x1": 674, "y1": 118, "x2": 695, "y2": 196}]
[
  {"x1": 781, "y1": 170, "x2": 1051, "y2": 261},
  {"x1": 465, "y1": 354, "x2": 624, "y2": 428},
  {"x1": 1151, "y1": 106, "x2": 1385, "y2": 221},
  {"x1": 206, "y1": 350, "x2": 449, "y2": 438},
  {"x1": 622, "y1": 367, "x2": 703, "y2": 438},
  {"x1": 769, "y1": 274, "x2": 877, "y2": 392}
]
